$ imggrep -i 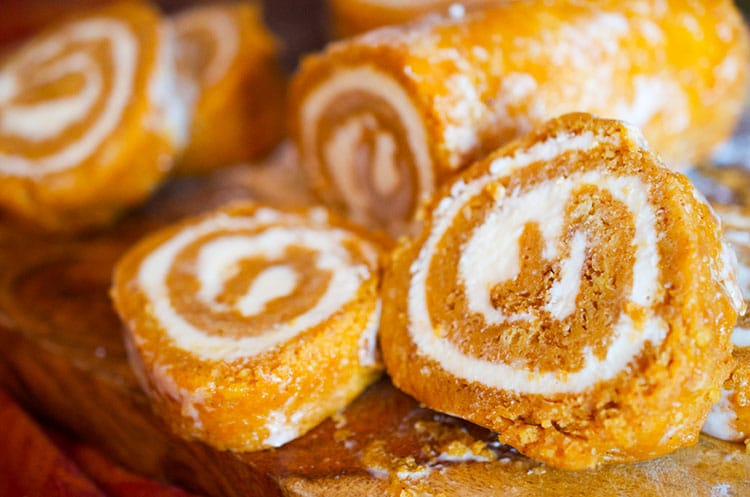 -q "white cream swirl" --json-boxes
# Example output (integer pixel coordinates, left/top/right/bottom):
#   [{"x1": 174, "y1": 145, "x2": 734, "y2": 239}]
[
  {"x1": 174, "y1": 6, "x2": 240, "y2": 87},
  {"x1": 407, "y1": 129, "x2": 672, "y2": 395},
  {"x1": 0, "y1": 18, "x2": 139, "y2": 177},
  {"x1": 703, "y1": 388, "x2": 743, "y2": 442},
  {"x1": 300, "y1": 65, "x2": 433, "y2": 223},
  {"x1": 137, "y1": 208, "x2": 380, "y2": 362}
]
